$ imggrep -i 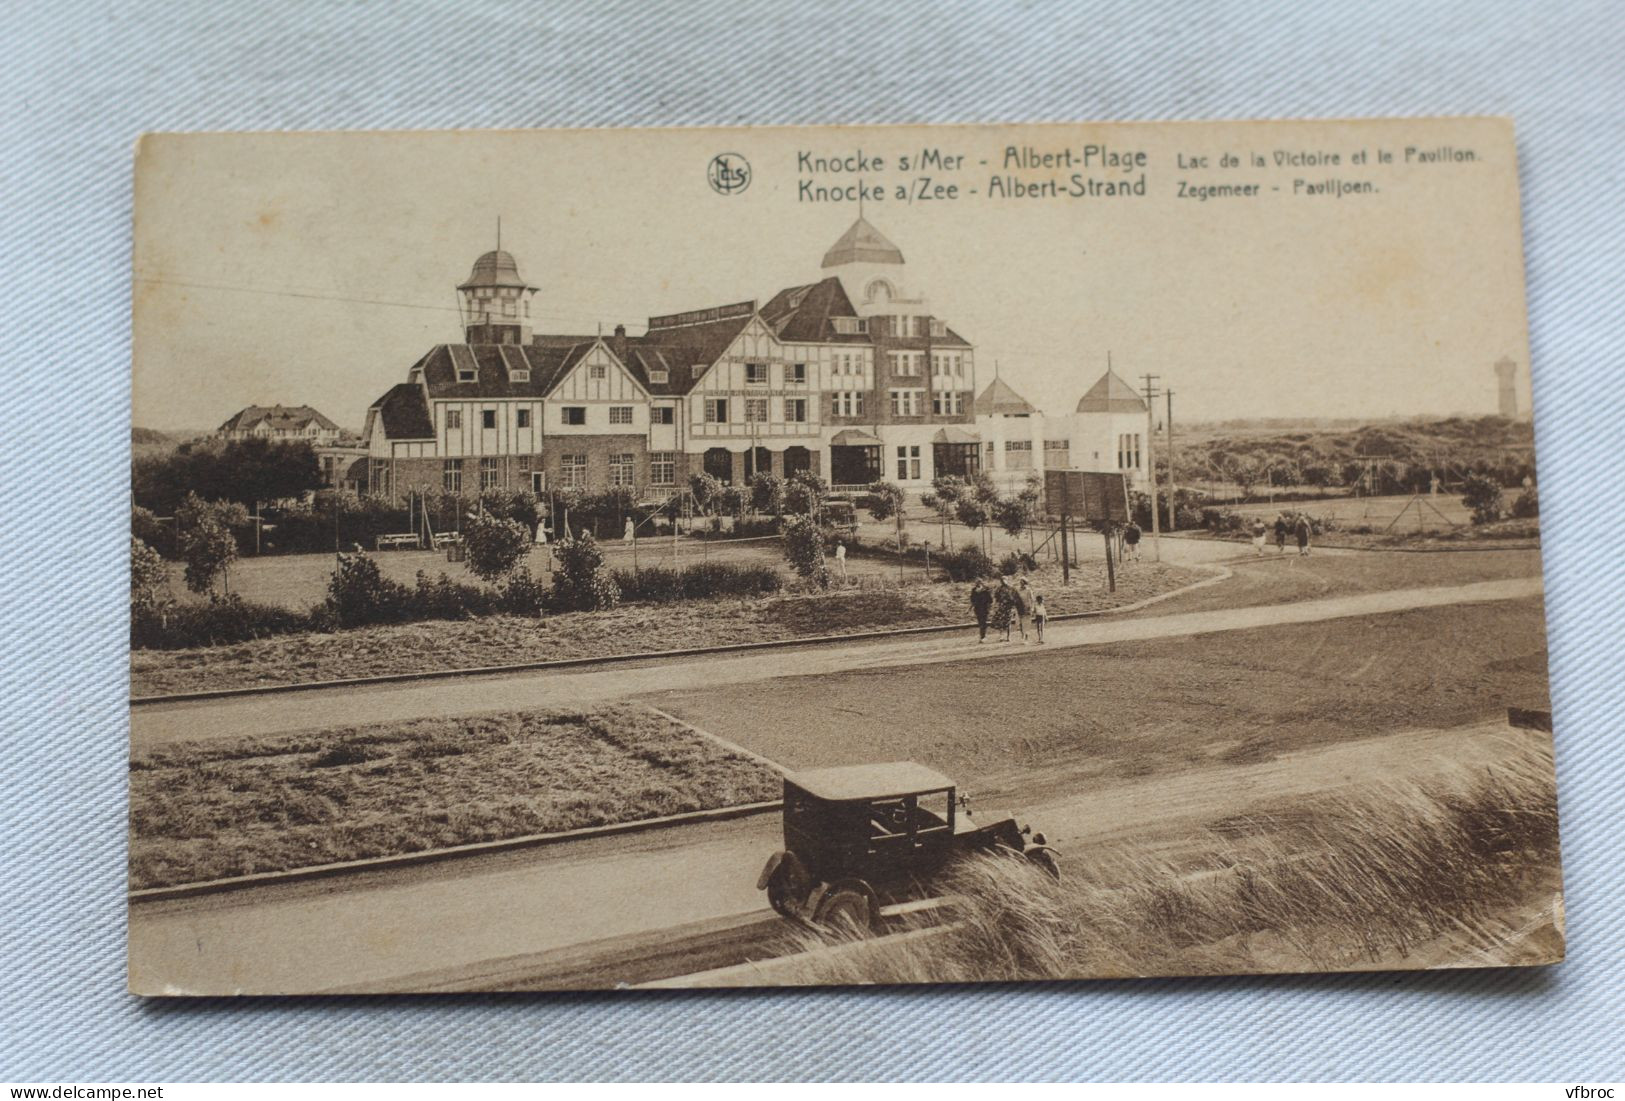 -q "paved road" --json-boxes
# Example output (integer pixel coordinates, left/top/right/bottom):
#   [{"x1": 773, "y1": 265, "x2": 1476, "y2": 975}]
[
  {"x1": 128, "y1": 717, "x2": 1530, "y2": 993},
  {"x1": 131, "y1": 576, "x2": 1542, "y2": 746}
]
